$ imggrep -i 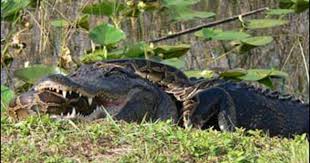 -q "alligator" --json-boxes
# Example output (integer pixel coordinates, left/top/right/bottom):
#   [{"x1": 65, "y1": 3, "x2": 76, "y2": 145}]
[
  {"x1": 100, "y1": 59, "x2": 309, "y2": 137},
  {"x1": 8, "y1": 59, "x2": 309, "y2": 138},
  {"x1": 8, "y1": 63, "x2": 179, "y2": 122}
]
